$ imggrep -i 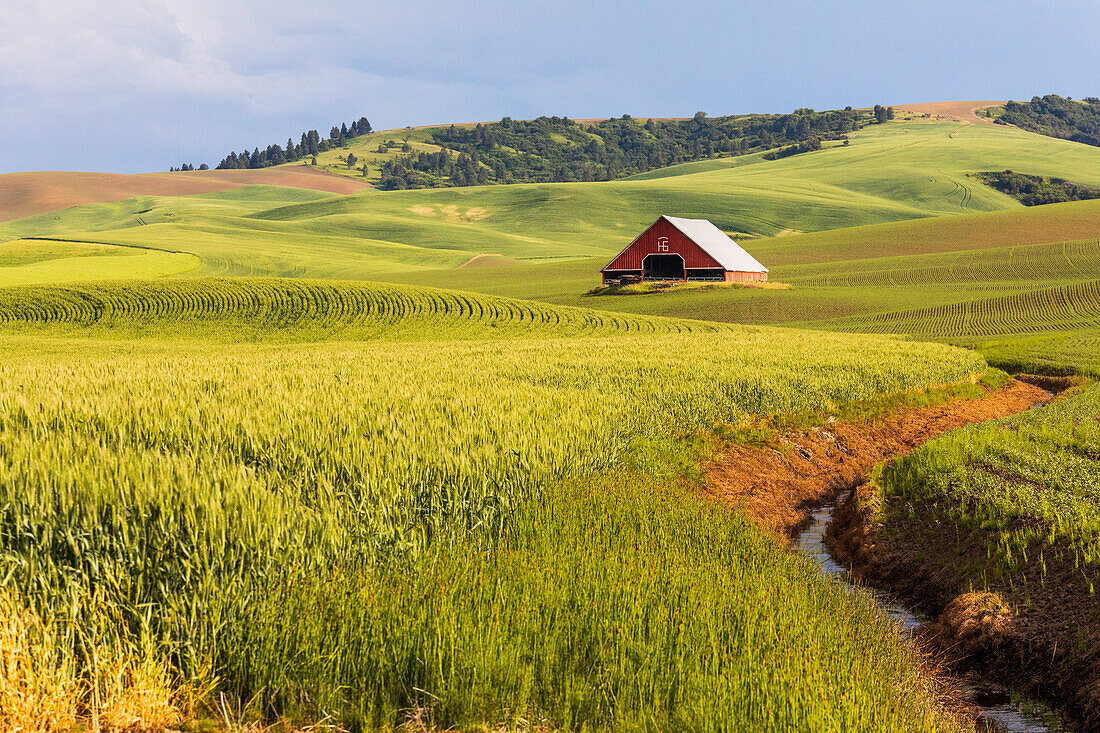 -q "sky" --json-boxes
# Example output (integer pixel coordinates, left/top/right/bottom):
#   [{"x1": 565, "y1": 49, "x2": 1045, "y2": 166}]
[{"x1": 1, "y1": 0, "x2": 1097, "y2": 173}]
